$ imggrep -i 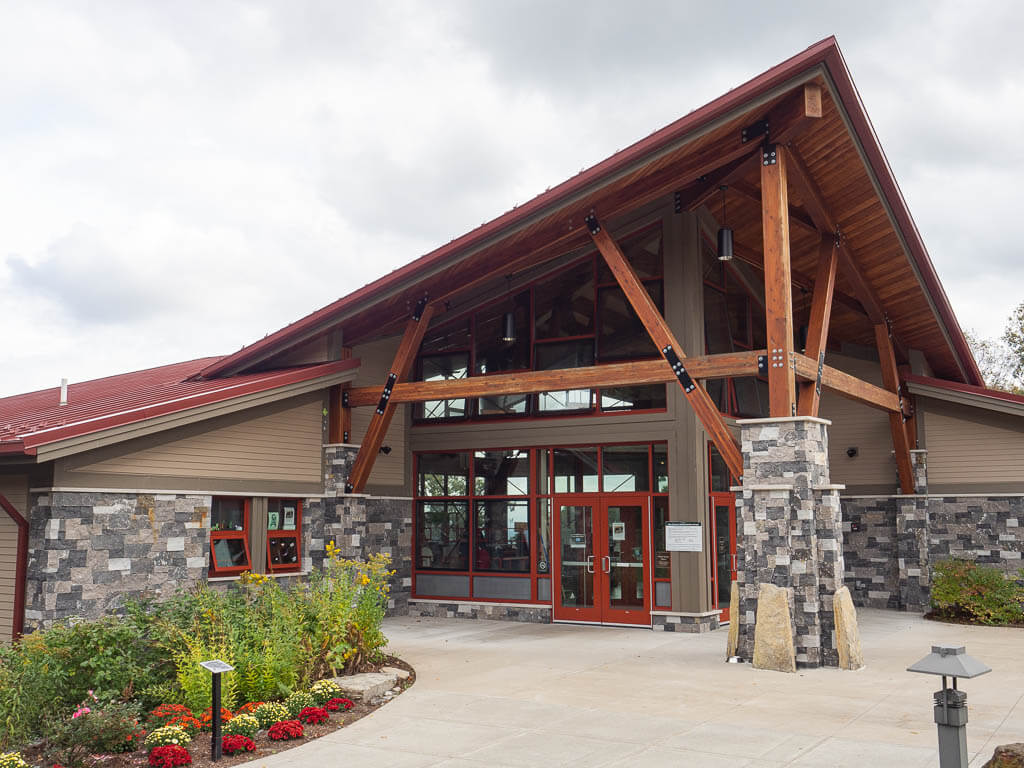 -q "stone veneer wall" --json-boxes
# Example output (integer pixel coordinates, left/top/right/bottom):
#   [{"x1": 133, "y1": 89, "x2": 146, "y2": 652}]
[
  {"x1": 408, "y1": 600, "x2": 551, "y2": 623},
  {"x1": 651, "y1": 611, "x2": 720, "y2": 633},
  {"x1": 24, "y1": 492, "x2": 210, "y2": 629}
]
